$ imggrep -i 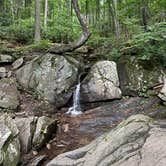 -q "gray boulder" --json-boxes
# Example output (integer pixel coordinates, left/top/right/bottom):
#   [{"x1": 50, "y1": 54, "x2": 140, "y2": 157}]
[
  {"x1": 117, "y1": 55, "x2": 165, "y2": 96},
  {"x1": 12, "y1": 57, "x2": 24, "y2": 70},
  {"x1": 14, "y1": 116, "x2": 37, "y2": 153},
  {"x1": 0, "y1": 67, "x2": 7, "y2": 78},
  {"x1": 81, "y1": 61, "x2": 122, "y2": 102},
  {"x1": 32, "y1": 116, "x2": 57, "y2": 150},
  {"x1": 16, "y1": 54, "x2": 79, "y2": 107},
  {"x1": 46, "y1": 114, "x2": 166, "y2": 166},
  {"x1": 158, "y1": 77, "x2": 166, "y2": 102},
  {"x1": 0, "y1": 54, "x2": 13, "y2": 63},
  {"x1": 0, "y1": 78, "x2": 20, "y2": 110},
  {"x1": 0, "y1": 114, "x2": 20, "y2": 166}
]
